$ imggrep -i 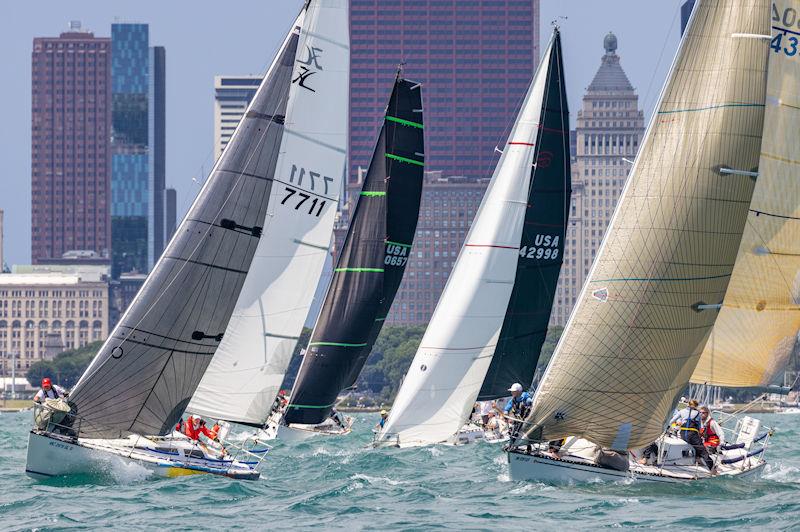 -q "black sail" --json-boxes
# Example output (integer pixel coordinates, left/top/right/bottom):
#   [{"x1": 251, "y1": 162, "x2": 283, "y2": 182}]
[
  {"x1": 478, "y1": 32, "x2": 571, "y2": 400},
  {"x1": 68, "y1": 23, "x2": 302, "y2": 439},
  {"x1": 284, "y1": 78, "x2": 424, "y2": 425}
]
